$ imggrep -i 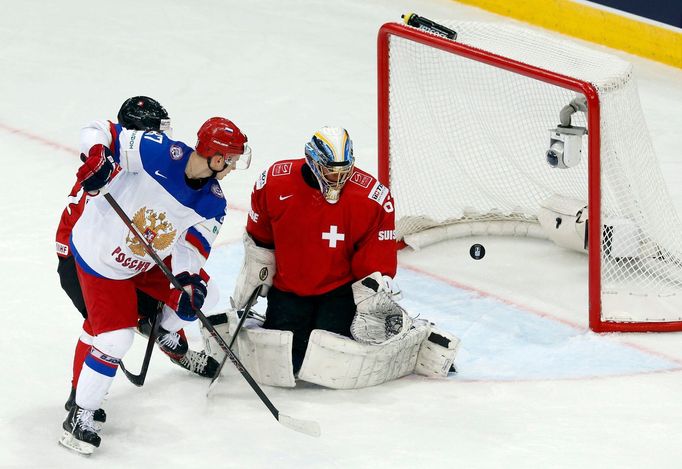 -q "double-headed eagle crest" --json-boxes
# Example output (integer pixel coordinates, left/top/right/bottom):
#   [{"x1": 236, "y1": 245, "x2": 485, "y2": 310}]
[{"x1": 126, "y1": 206, "x2": 177, "y2": 256}]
